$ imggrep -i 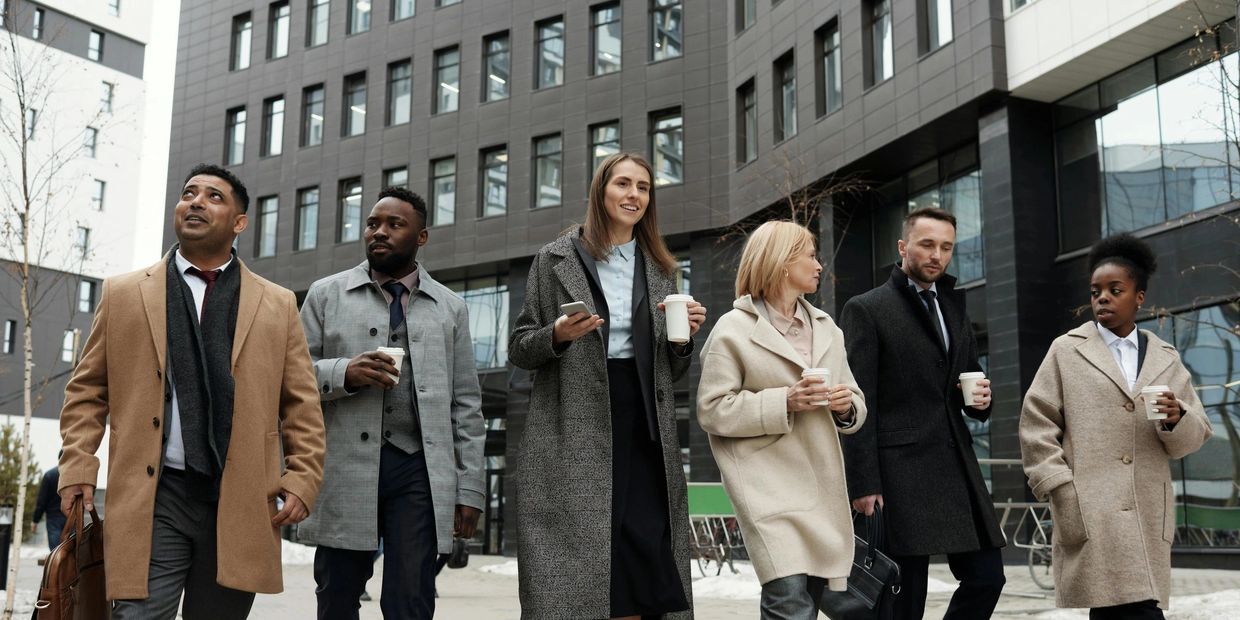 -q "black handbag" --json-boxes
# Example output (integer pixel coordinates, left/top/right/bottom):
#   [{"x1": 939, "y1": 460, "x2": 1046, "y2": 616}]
[
  {"x1": 446, "y1": 538, "x2": 469, "y2": 569},
  {"x1": 819, "y1": 506, "x2": 902, "y2": 620}
]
